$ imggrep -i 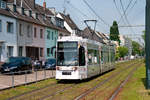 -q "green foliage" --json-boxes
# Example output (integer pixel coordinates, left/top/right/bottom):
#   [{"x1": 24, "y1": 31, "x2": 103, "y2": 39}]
[
  {"x1": 118, "y1": 46, "x2": 128, "y2": 57},
  {"x1": 110, "y1": 21, "x2": 120, "y2": 44},
  {"x1": 115, "y1": 53, "x2": 120, "y2": 60},
  {"x1": 142, "y1": 30, "x2": 145, "y2": 42},
  {"x1": 132, "y1": 41, "x2": 142, "y2": 56}
]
